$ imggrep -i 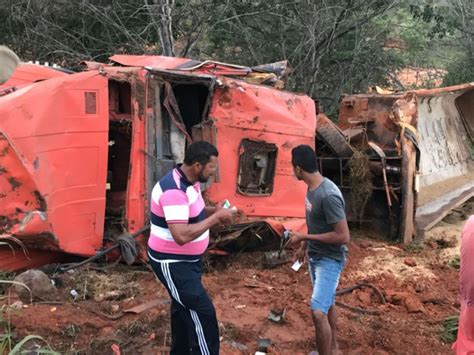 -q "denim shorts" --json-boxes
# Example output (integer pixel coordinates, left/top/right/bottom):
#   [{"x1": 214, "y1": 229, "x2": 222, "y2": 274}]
[{"x1": 308, "y1": 256, "x2": 346, "y2": 314}]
